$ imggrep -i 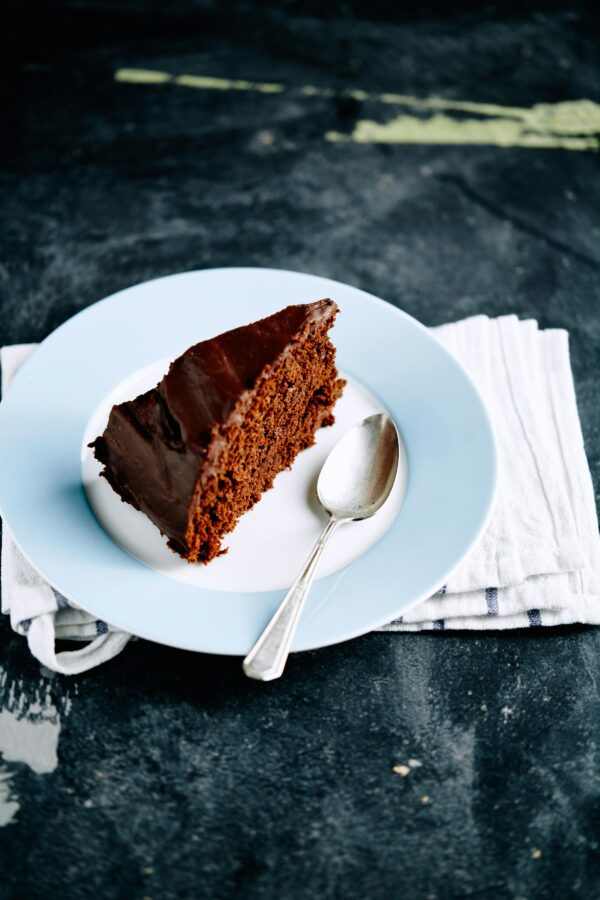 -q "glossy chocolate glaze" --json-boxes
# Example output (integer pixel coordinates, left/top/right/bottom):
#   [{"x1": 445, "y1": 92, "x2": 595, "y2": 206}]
[{"x1": 91, "y1": 300, "x2": 338, "y2": 555}]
